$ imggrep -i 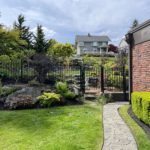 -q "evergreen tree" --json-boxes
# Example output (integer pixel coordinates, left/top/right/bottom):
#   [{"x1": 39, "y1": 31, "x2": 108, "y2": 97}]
[
  {"x1": 131, "y1": 19, "x2": 139, "y2": 29},
  {"x1": 32, "y1": 25, "x2": 51, "y2": 83},
  {"x1": 34, "y1": 25, "x2": 49, "y2": 53},
  {"x1": 14, "y1": 14, "x2": 33, "y2": 49}
]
